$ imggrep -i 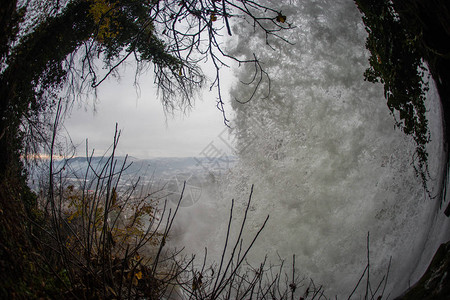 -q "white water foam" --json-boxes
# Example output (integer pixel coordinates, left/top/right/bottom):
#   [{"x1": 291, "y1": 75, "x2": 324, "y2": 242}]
[{"x1": 172, "y1": 0, "x2": 448, "y2": 298}]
